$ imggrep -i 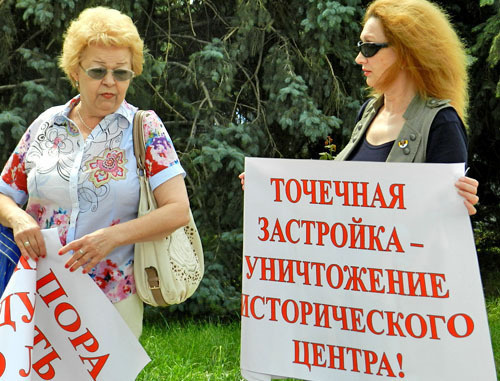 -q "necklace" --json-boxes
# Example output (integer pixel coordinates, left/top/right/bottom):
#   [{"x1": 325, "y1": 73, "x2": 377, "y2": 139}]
[{"x1": 76, "y1": 106, "x2": 93, "y2": 133}]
